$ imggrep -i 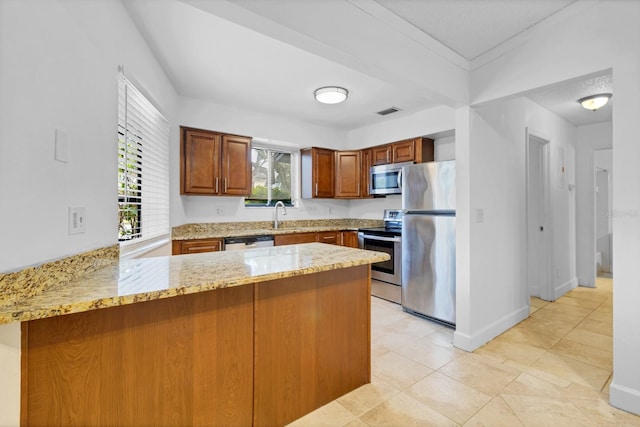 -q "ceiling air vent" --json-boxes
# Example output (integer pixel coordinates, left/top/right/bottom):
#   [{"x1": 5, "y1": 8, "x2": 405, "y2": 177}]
[{"x1": 376, "y1": 107, "x2": 401, "y2": 116}]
